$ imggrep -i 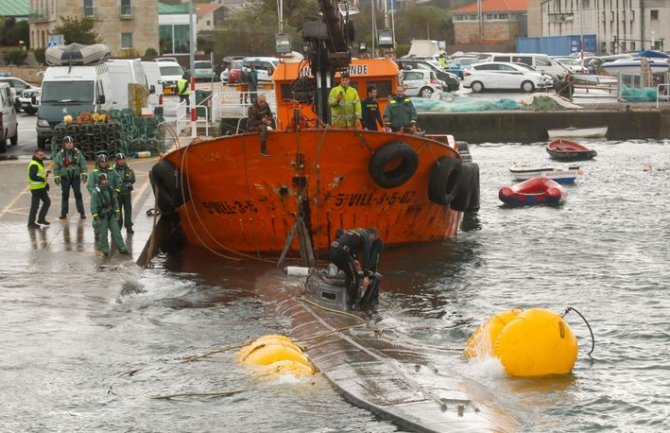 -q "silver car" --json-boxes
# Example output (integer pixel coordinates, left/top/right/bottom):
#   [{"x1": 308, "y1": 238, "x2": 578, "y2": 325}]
[
  {"x1": 401, "y1": 69, "x2": 443, "y2": 98},
  {"x1": 463, "y1": 62, "x2": 550, "y2": 93}
]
